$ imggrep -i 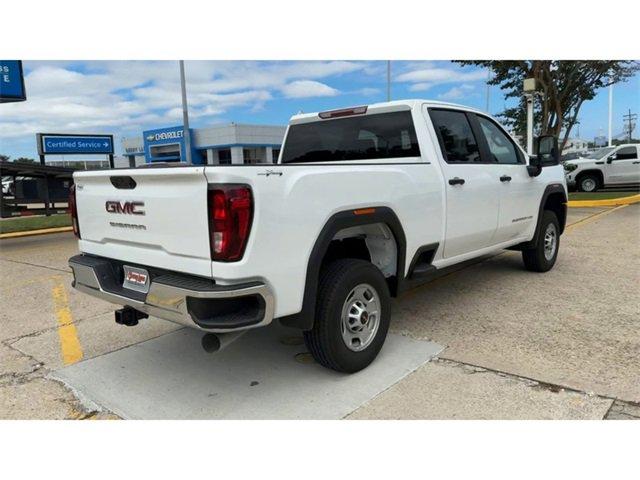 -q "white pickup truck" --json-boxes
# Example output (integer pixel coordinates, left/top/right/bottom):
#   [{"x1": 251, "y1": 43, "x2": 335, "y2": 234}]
[
  {"x1": 68, "y1": 100, "x2": 567, "y2": 373},
  {"x1": 563, "y1": 144, "x2": 640, "y2": 192}
]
